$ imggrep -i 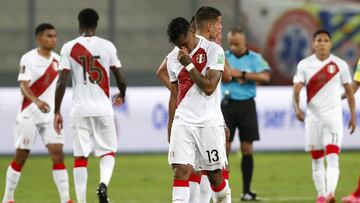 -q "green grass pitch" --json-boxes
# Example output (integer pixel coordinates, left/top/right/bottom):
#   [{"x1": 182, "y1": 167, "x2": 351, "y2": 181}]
[{"x1": 0, "y1": 152, "x2": 359, "y2": 203}]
